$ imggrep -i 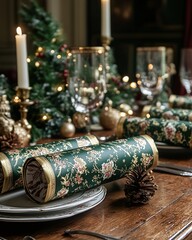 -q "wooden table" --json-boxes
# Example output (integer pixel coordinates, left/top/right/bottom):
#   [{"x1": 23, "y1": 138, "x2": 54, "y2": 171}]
[{"x1": 0, "y1": 132, "x2": 192, "y2": 240}]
